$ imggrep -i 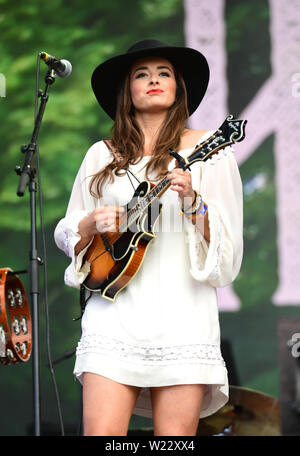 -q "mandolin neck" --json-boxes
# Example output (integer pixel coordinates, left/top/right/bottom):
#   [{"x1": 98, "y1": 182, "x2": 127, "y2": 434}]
[
  {"x1": 119, "y1": 114, "x2": 247, "y2": 230},
  {"x1": 149, "y1": 175, "x2": 171, "y2": 199},
  {"x1": 125, "y1": 175, "x2": 171, "y2": 225}
]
